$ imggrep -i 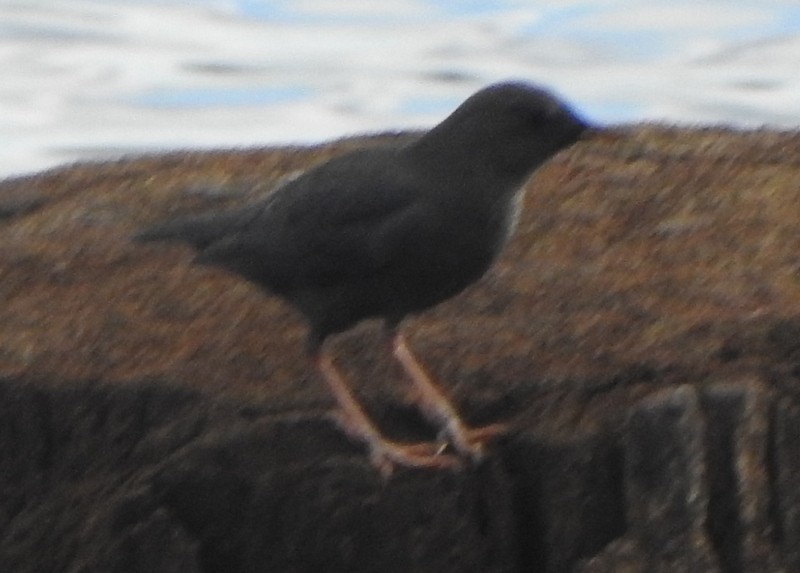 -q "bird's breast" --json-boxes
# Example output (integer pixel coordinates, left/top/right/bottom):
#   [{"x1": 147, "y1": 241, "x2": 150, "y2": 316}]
[{"x1": 499, "y1": 186, "x2": 525, "y2": 247}]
